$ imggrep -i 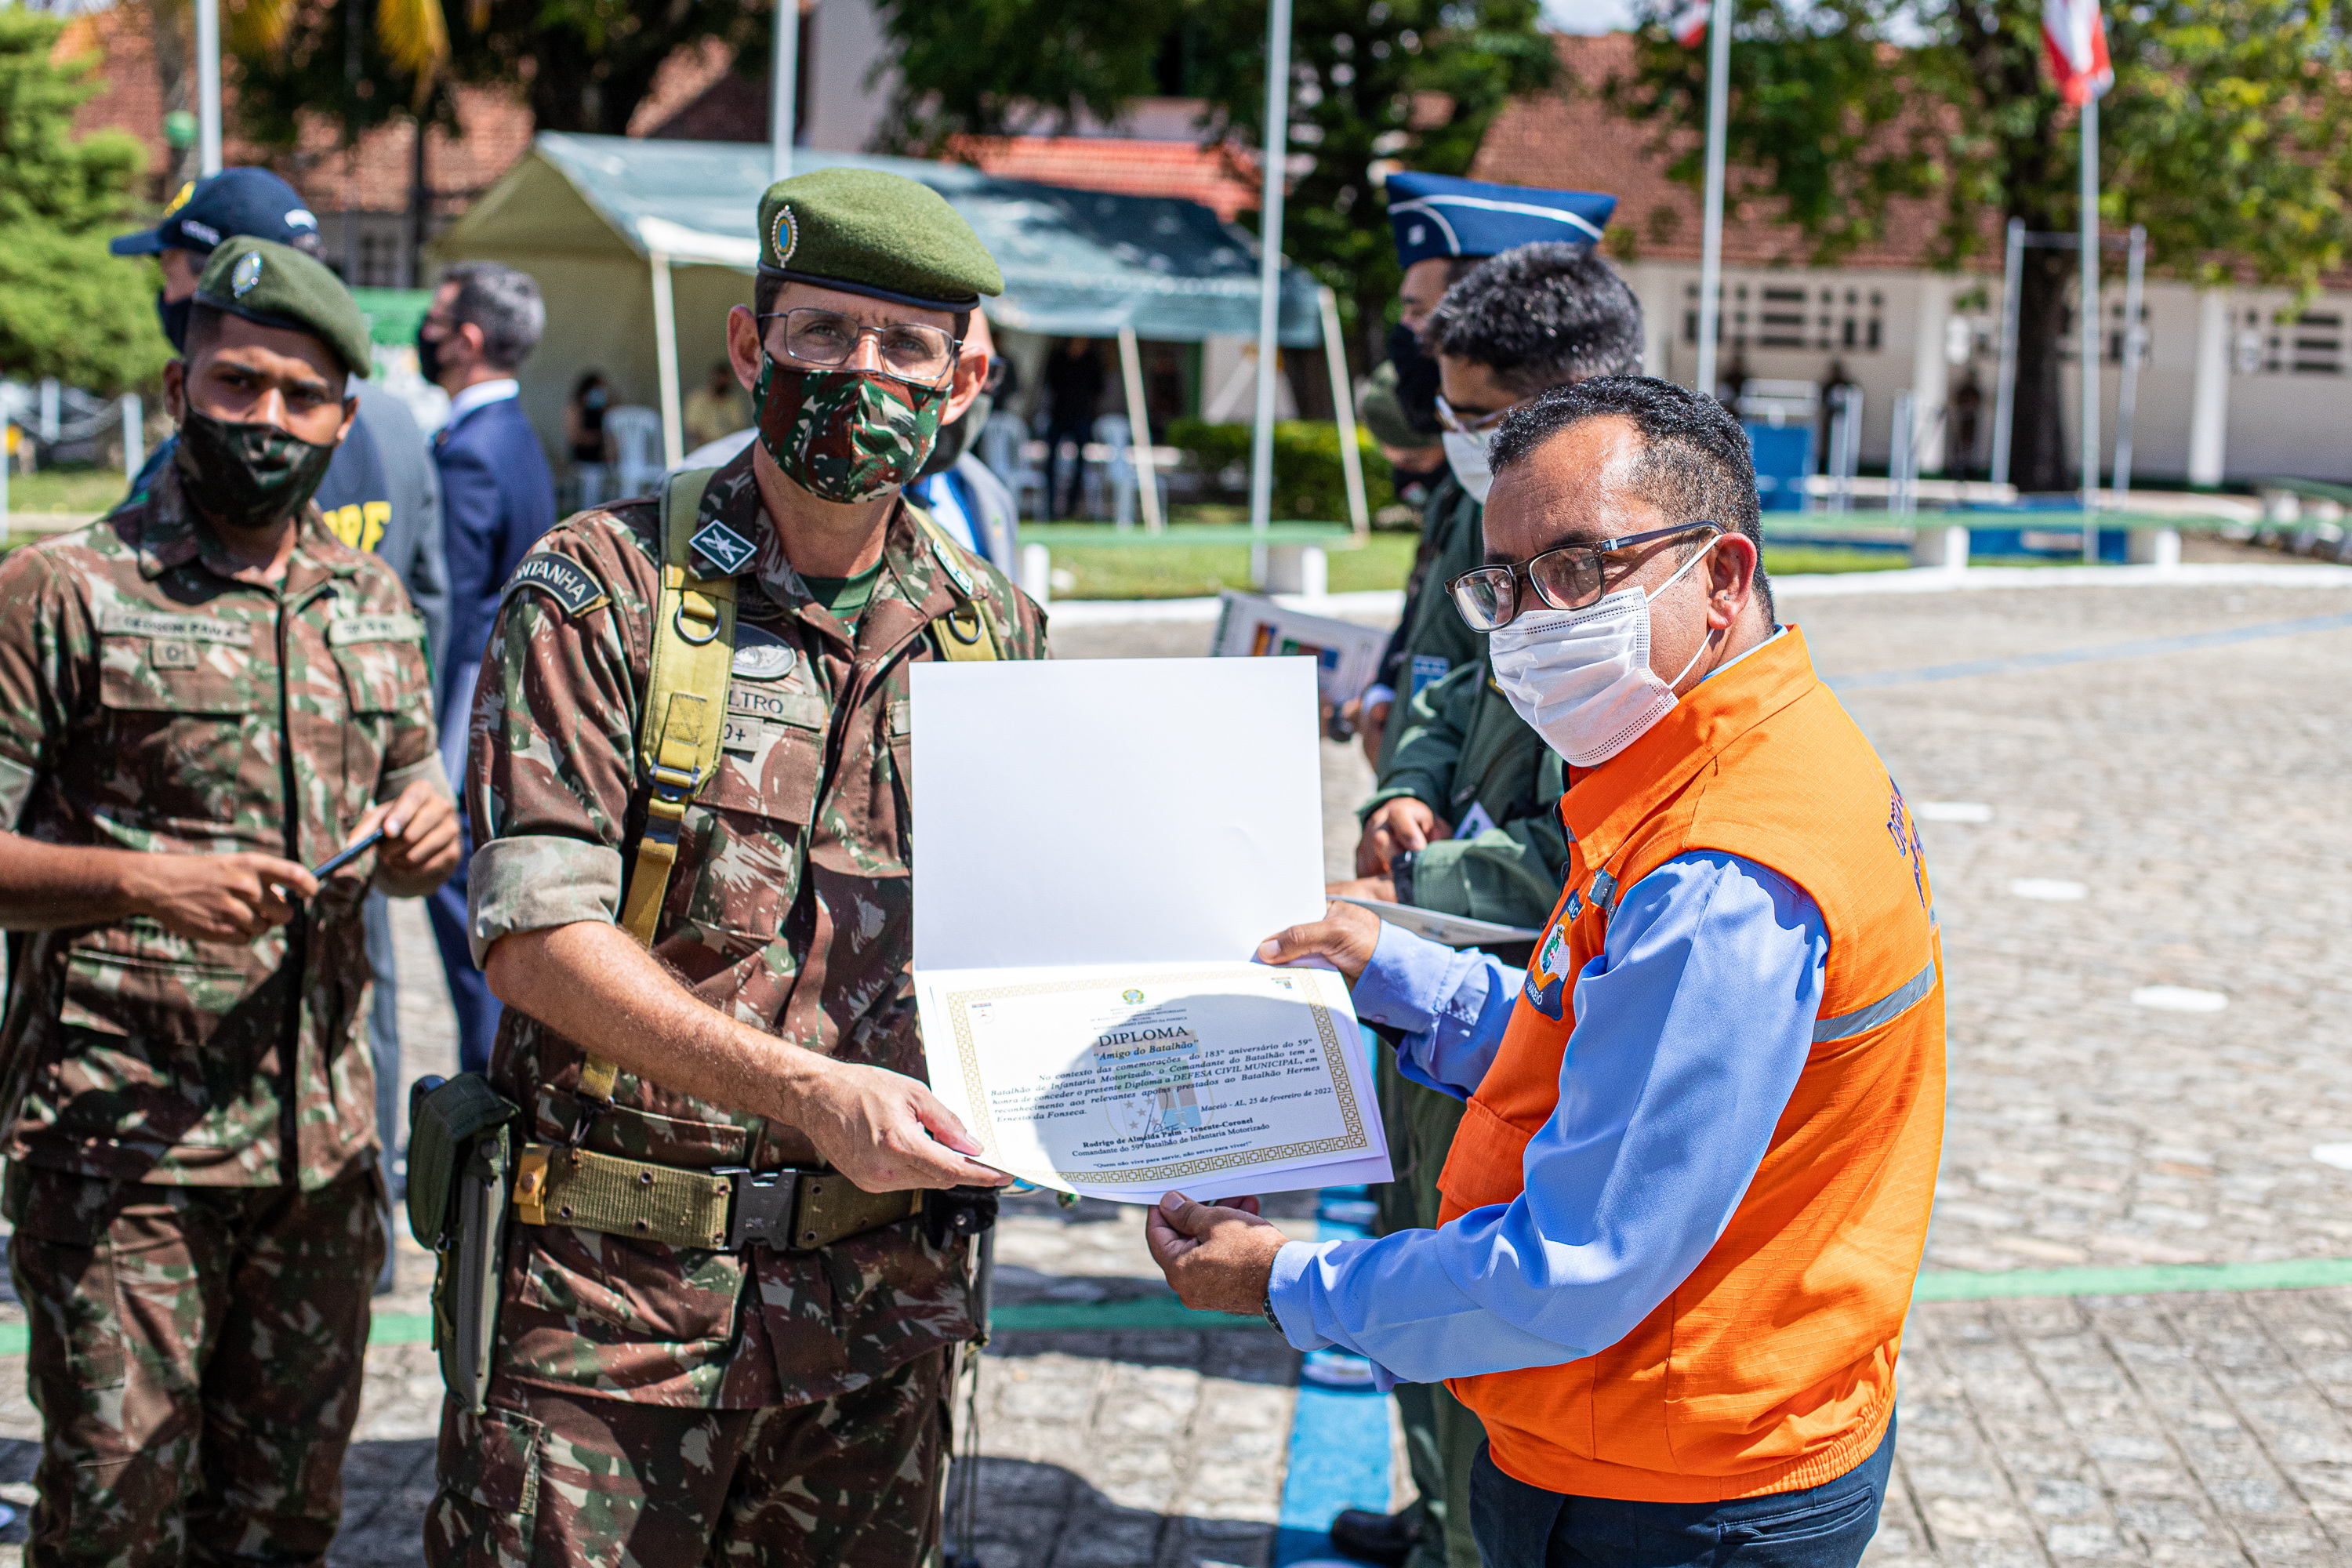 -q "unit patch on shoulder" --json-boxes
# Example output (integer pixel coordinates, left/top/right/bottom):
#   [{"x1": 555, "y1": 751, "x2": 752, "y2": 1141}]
[
  {"x1": 503, "y1": 553, "x2": 608, "y2": 616},
  {"x1": 690, "y1": 519, "x2": 759, "y2": 577}
]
